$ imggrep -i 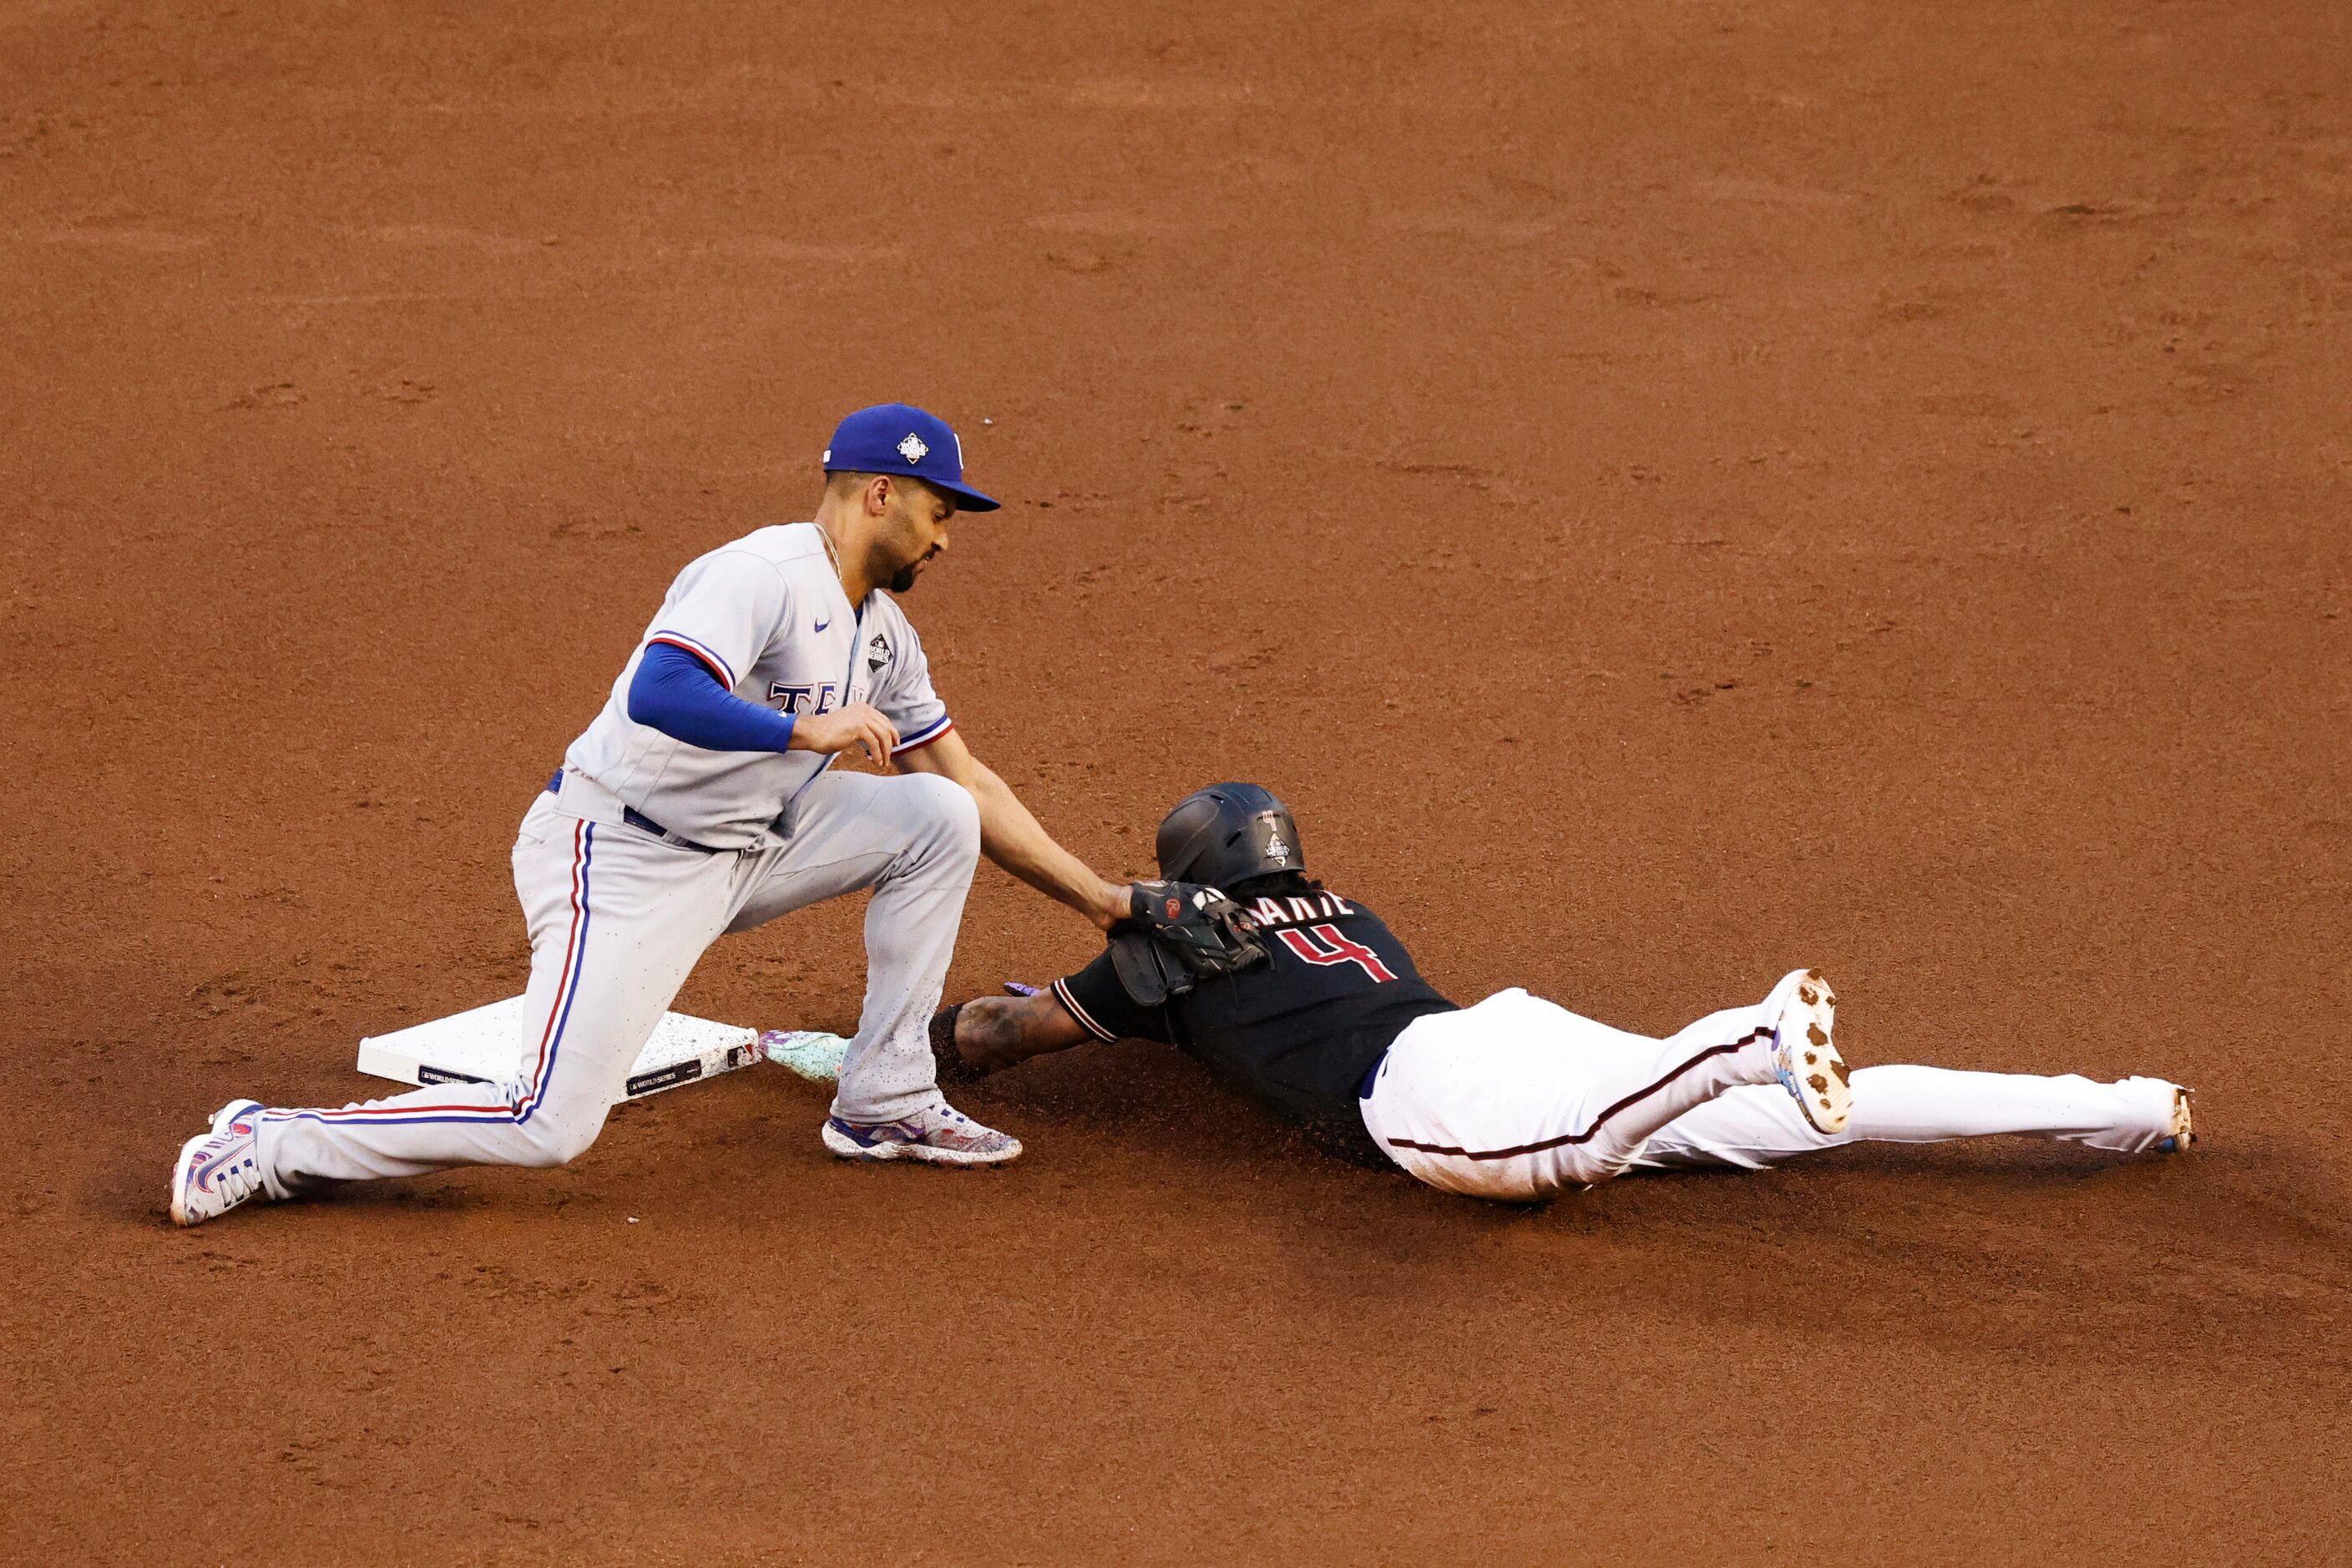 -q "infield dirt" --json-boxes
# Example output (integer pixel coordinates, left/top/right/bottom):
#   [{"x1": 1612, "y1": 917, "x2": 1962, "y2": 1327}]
[{"x1": 5, "y1": 2, "x2": 2349, "y2": 1562}]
